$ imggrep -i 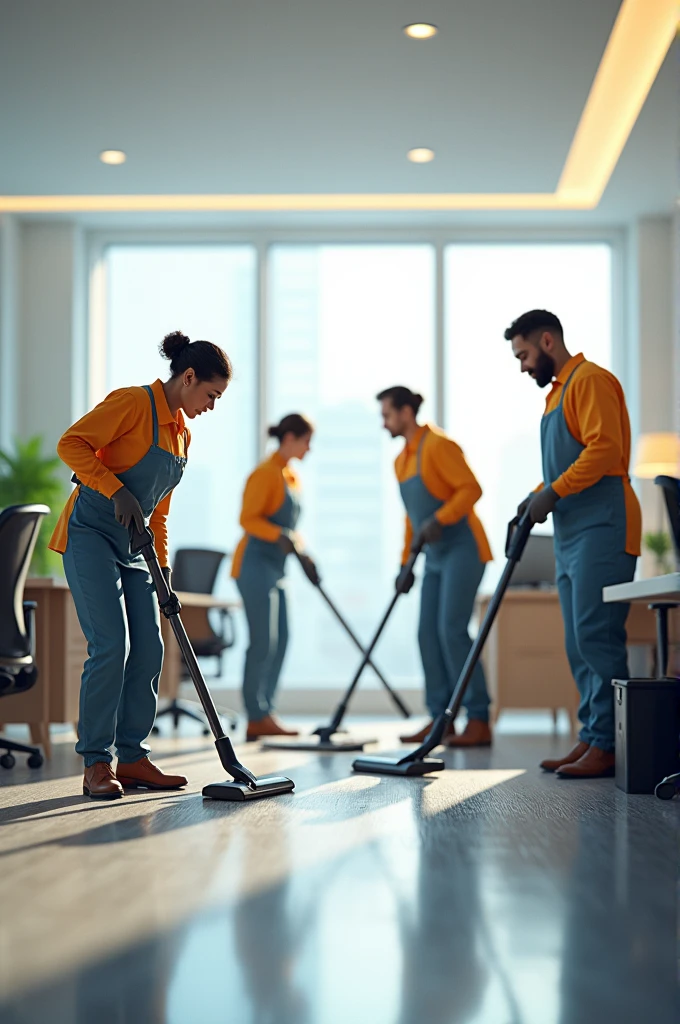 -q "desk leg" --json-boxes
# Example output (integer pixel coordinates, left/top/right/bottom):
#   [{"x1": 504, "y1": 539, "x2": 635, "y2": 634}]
[
  {"x1": 29, "y1": 722, "x2": 51, "y2": 760},
  {"x1": 650, "y1": 604, "x2": 670, "y2": 678}
]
